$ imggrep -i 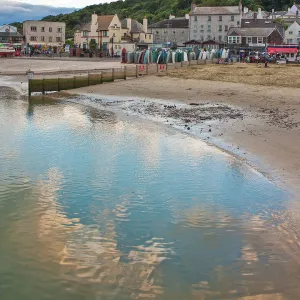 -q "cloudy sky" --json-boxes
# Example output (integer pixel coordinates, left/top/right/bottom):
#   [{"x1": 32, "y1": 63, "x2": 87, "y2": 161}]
[{"x1": 0, "y1": 0, "x2": 114, "y2": 24}]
